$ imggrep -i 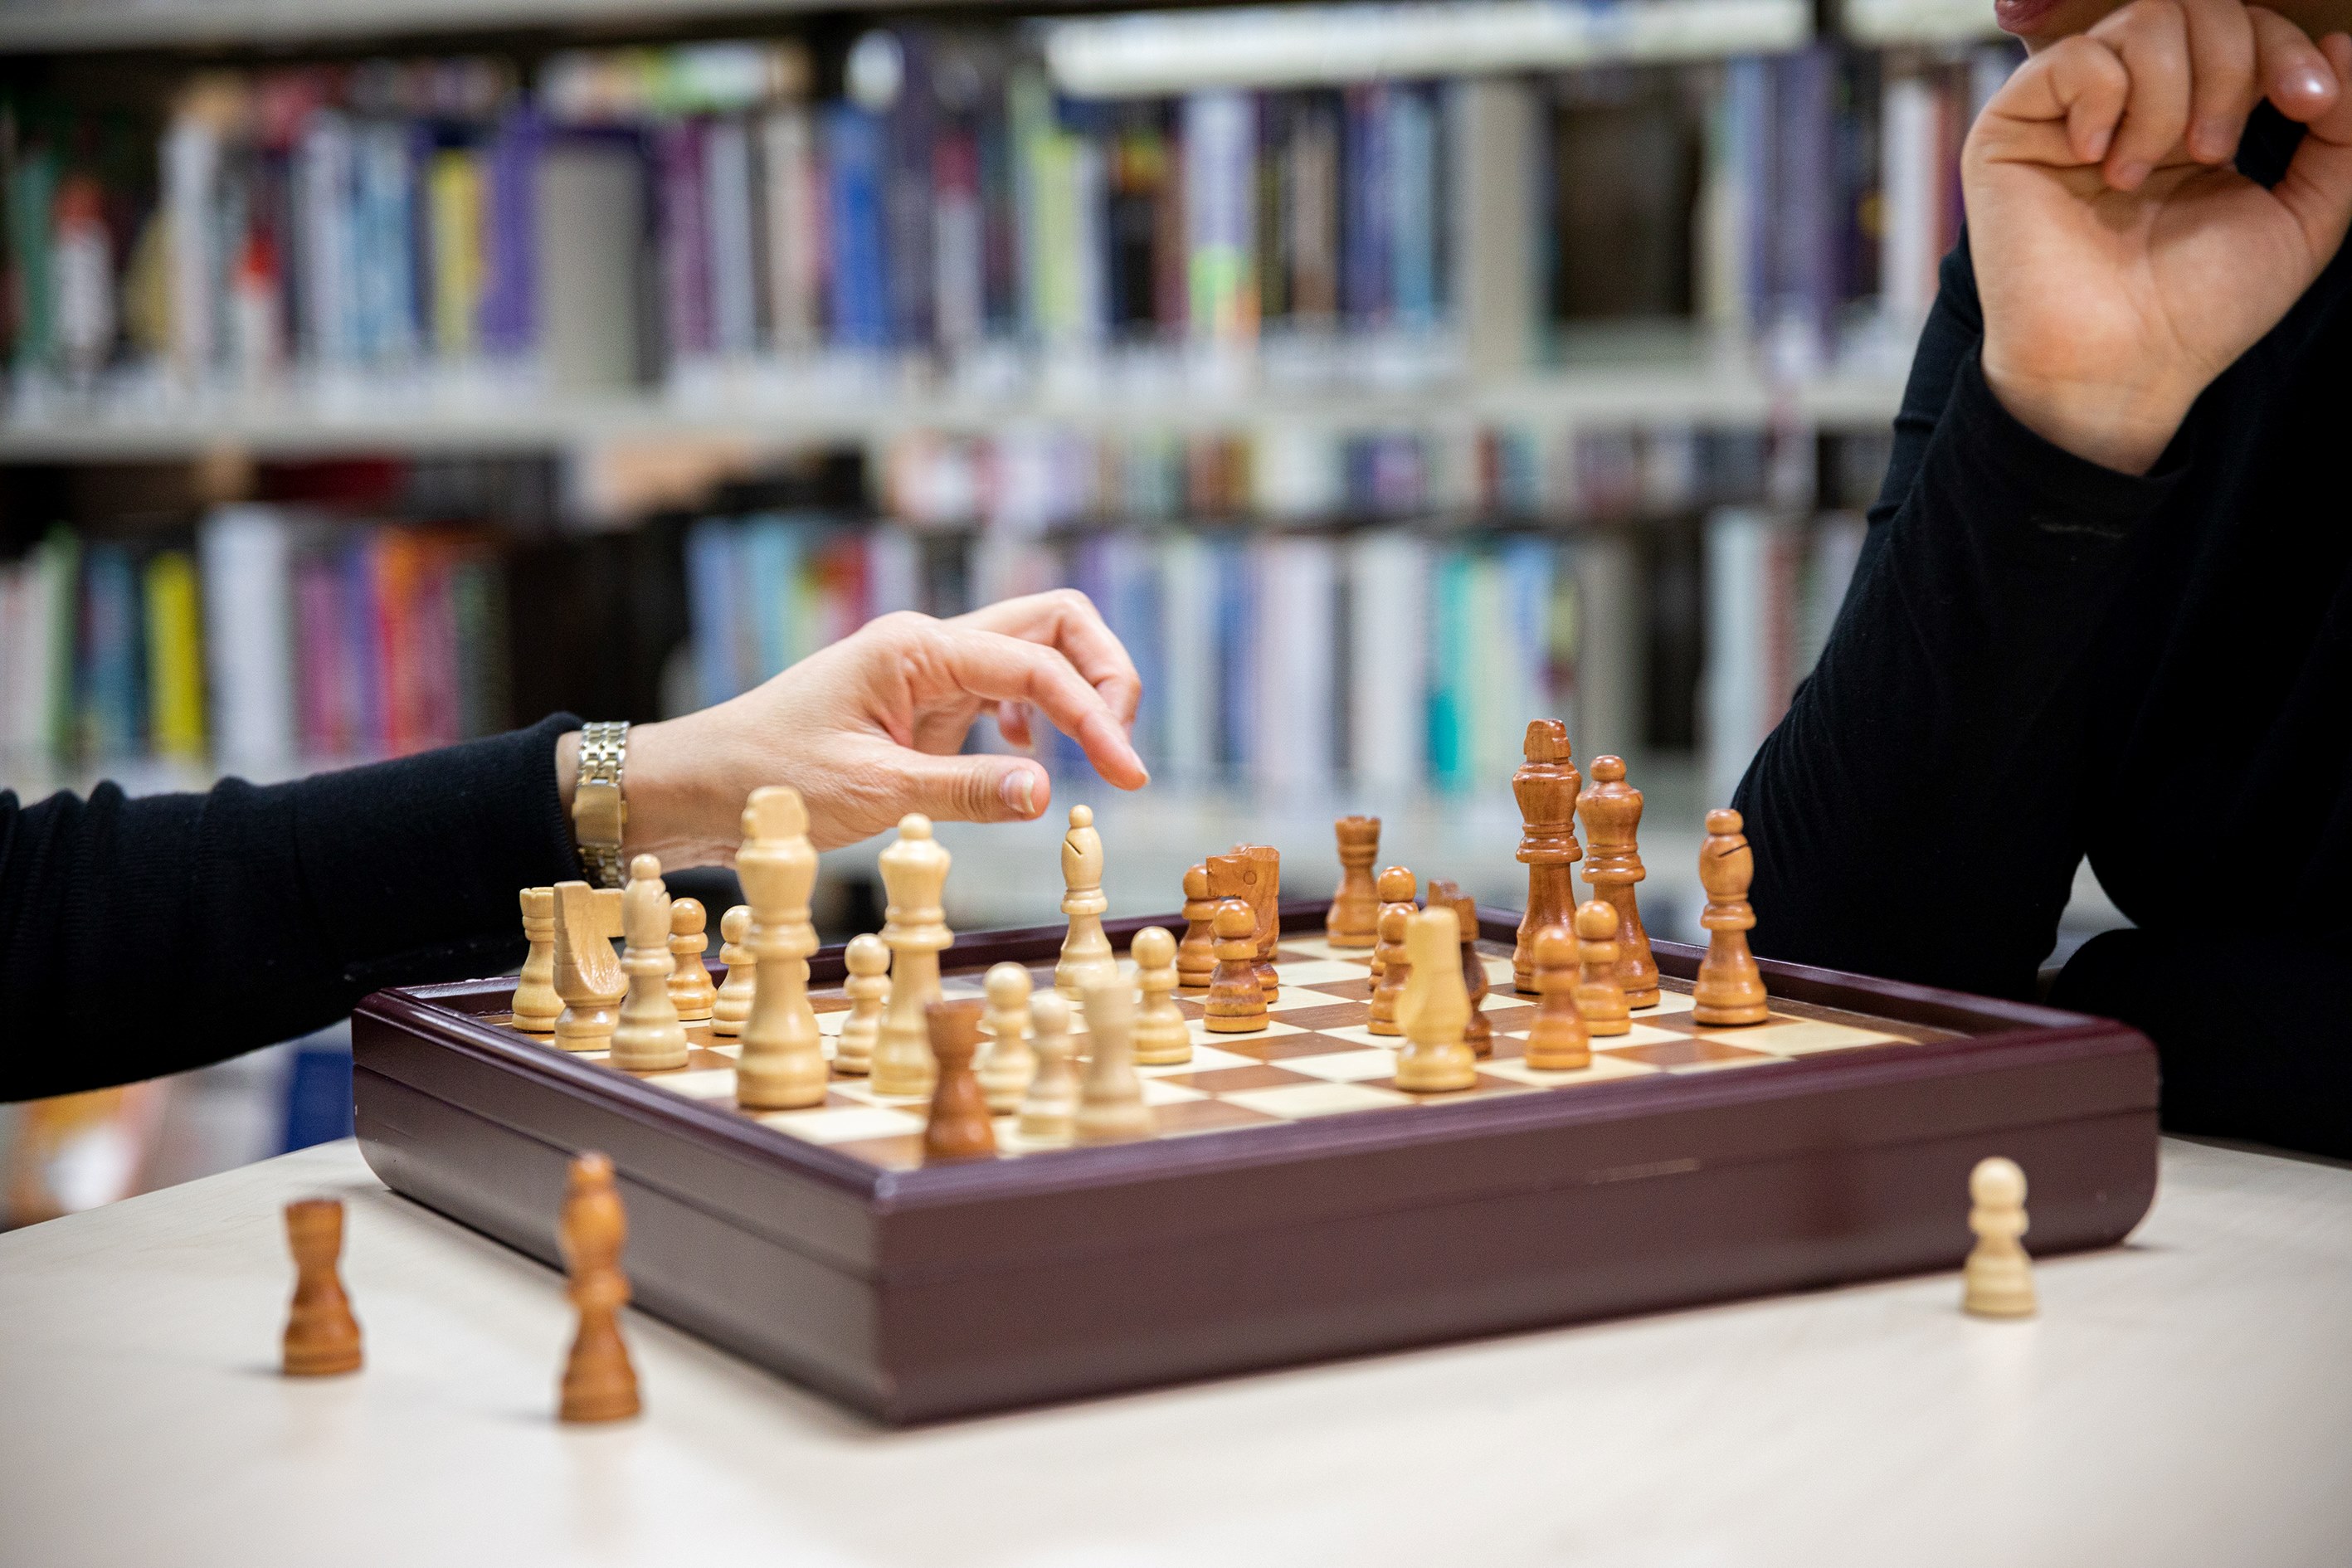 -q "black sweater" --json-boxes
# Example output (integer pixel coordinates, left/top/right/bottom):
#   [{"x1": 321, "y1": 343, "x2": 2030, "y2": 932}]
[
  {"x1": 1736, "y1": 108, "x2": 2352, "y2": 1158},
  {"x1": 0, "y1": 713, "x2": 583, "y2": 1102}
]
